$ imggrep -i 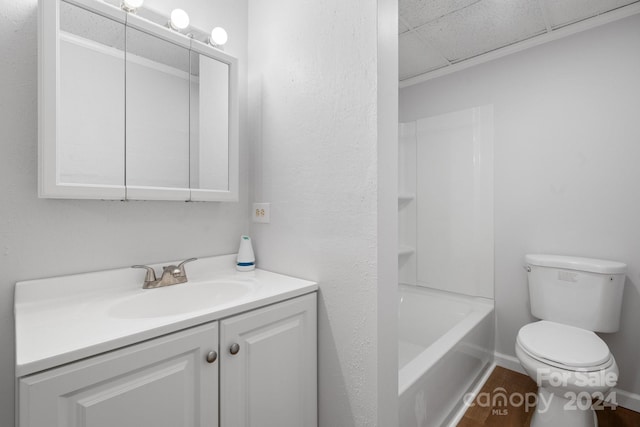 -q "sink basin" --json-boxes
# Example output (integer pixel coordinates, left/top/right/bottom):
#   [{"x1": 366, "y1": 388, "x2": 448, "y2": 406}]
[{"x1": 108, "y1": 281, "x2": 254, "y2": 319}]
